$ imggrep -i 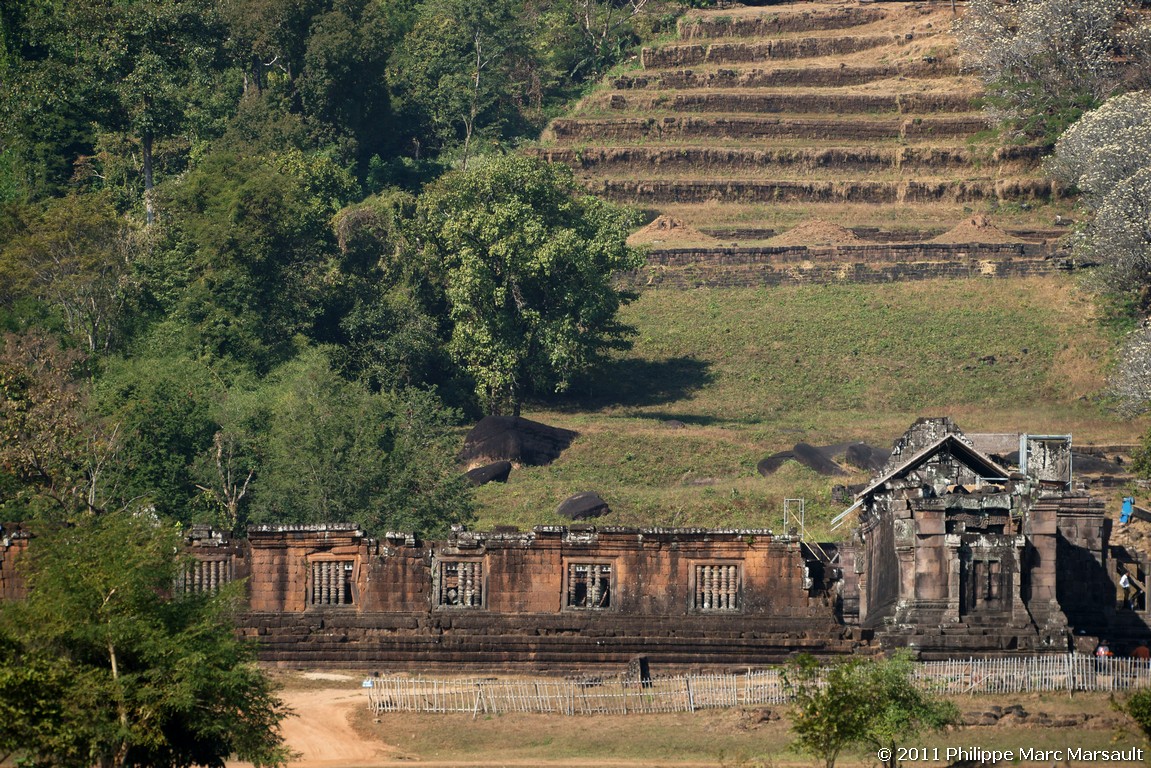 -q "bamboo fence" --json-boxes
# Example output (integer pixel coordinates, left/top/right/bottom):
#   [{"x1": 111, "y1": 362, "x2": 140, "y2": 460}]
[{"x1": 365, "y1": 655, "x2": 1151, "y2": 716}]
